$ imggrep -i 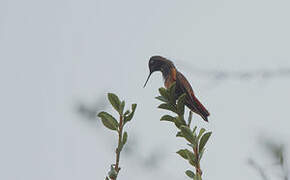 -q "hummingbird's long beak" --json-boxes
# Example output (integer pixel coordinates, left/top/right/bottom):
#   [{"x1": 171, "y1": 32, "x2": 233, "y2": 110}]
[{"x1": 143, "y1": 72, "x2": 152, "y2": 88}]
